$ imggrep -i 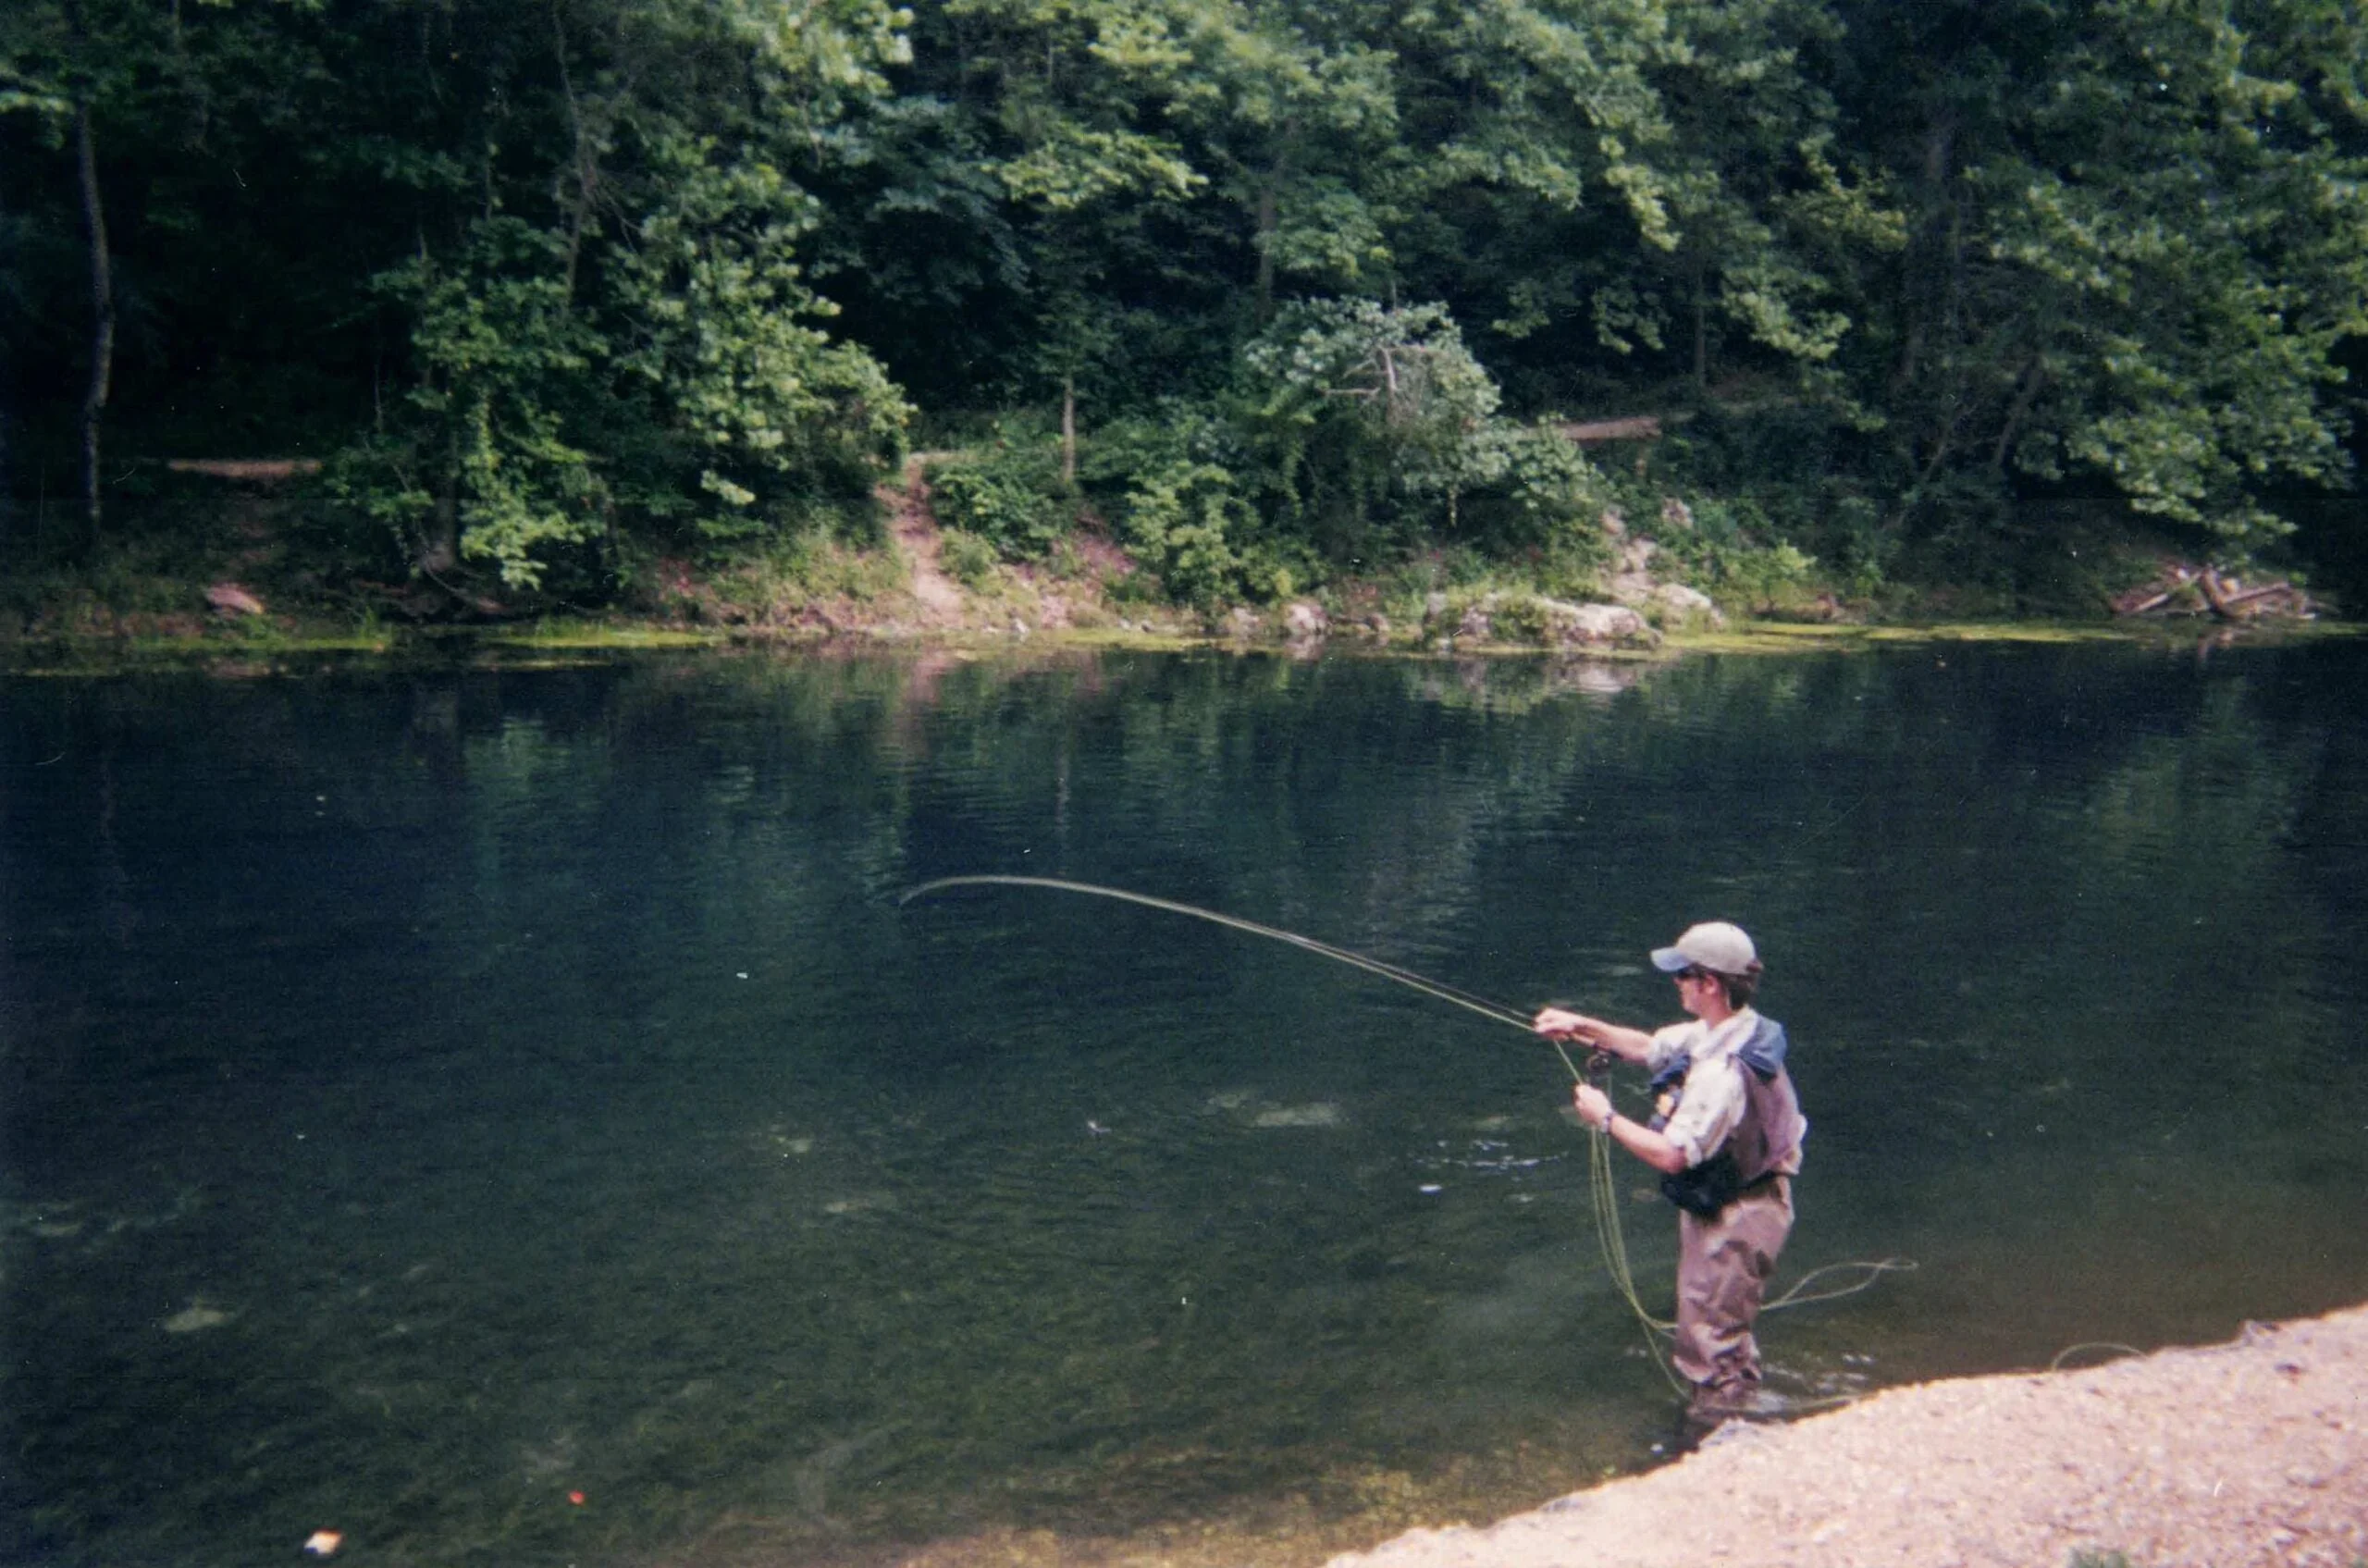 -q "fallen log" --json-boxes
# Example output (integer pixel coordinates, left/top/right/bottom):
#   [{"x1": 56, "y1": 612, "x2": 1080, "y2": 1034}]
[
  {"x1": 1554, "y1": 415, "x2": 1663, "y2": 445},
  {"x1": 166, "y1": 458, "x2": 321, "y2": 483},
  {"x1": 2220, "y1": 580, "x2": 2303, "y2": 610},
  {"x1": 2199, "y1": 569, "x2": 2310, "y2": 621}
]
